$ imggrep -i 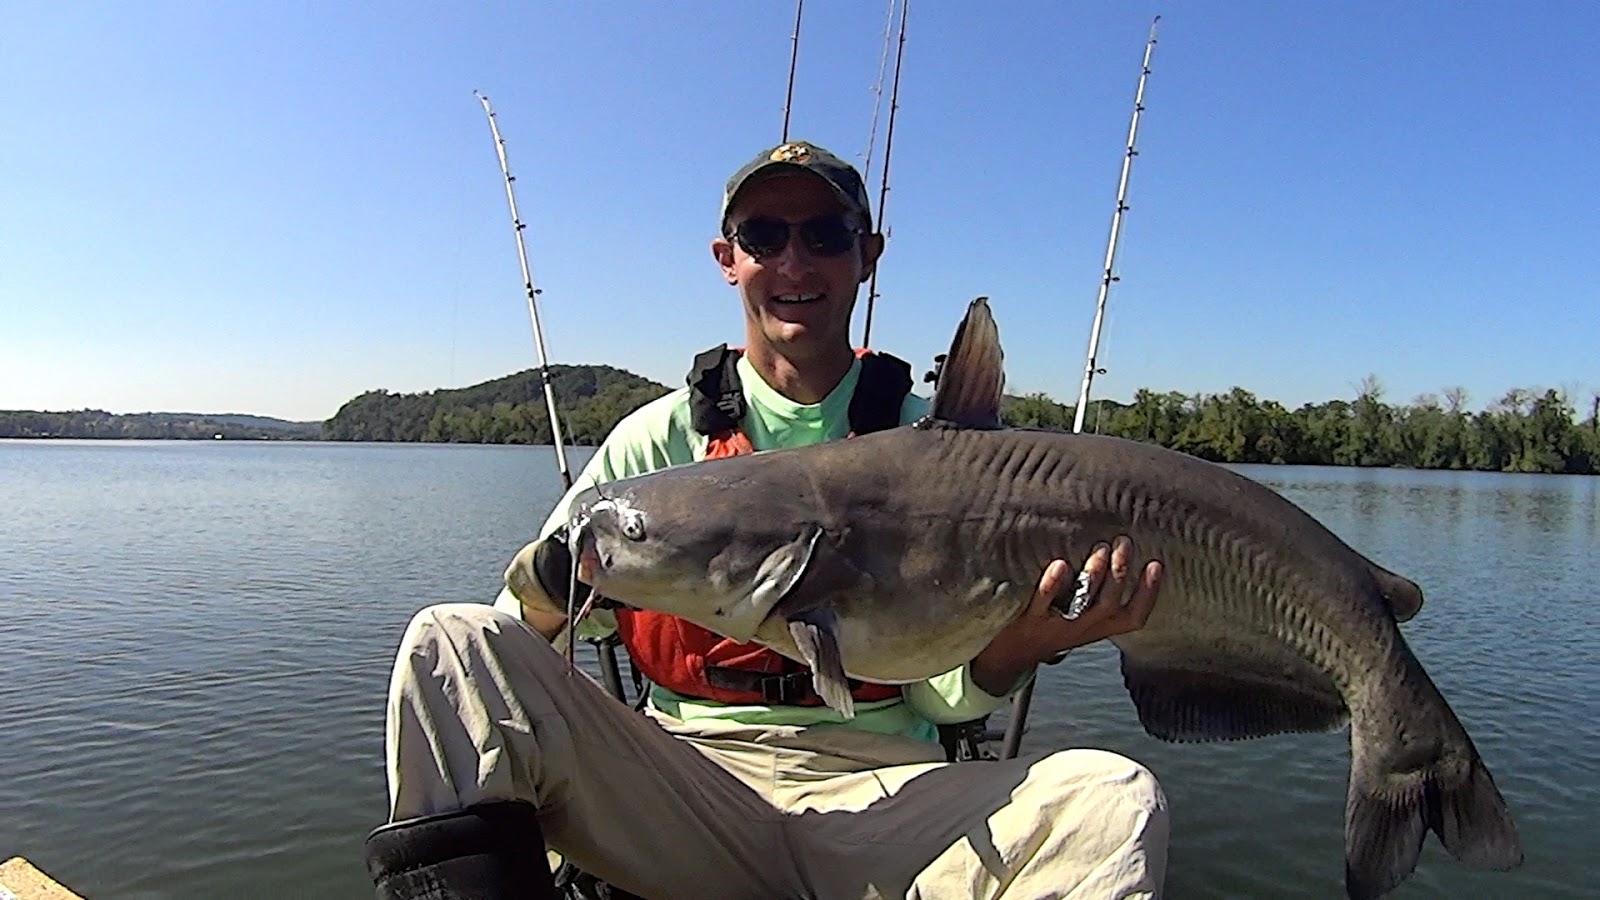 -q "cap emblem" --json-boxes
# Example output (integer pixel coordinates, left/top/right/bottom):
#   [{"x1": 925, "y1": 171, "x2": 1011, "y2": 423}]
[{"x1": 769, "y1": 143, "x2": 812, "y2": 163}]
